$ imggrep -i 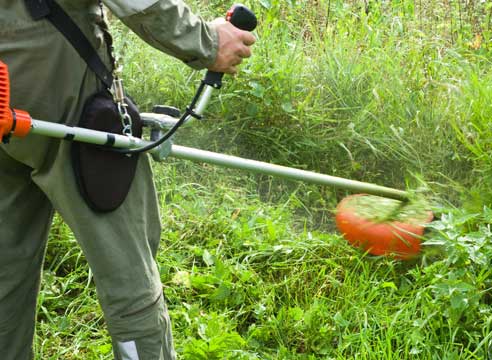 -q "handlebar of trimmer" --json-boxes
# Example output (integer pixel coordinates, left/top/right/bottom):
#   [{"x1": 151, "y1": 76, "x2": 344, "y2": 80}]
[
  {"x1": 203, "y1": 4, "x2": 257, "y2": 89},
  {"x1": 0, "y1": 3, "x2": 258, "y2": 144}
]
